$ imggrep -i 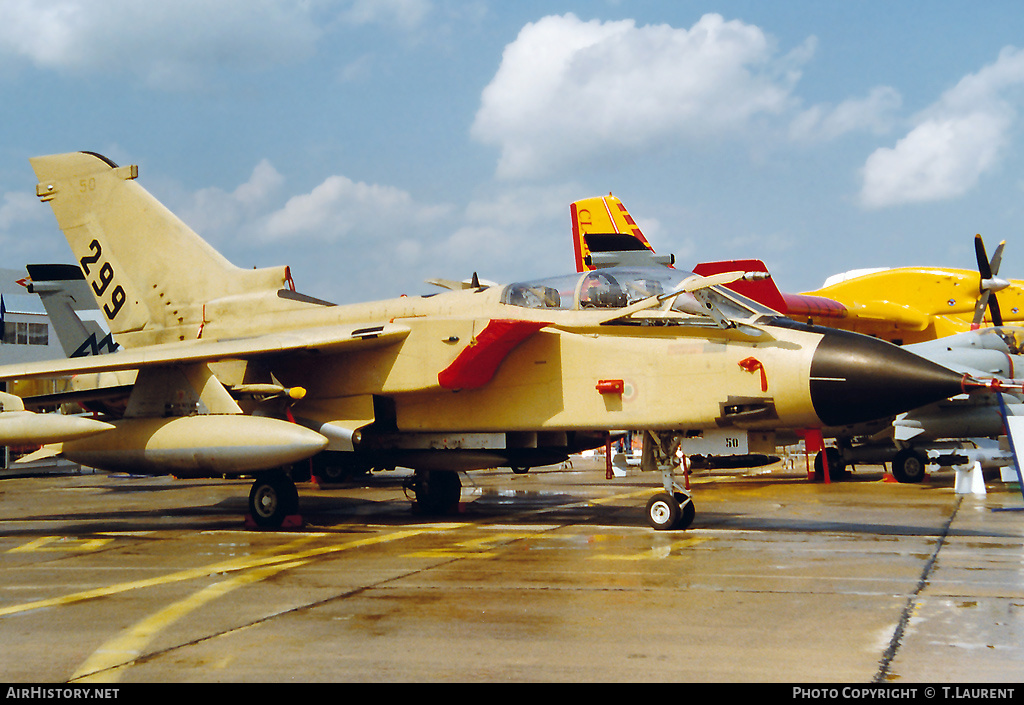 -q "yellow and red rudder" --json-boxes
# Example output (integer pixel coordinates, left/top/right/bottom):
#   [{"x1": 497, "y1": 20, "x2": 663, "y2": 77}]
[{"x1": 570, "y1": 194, "x2": 658, "y2": 272}]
